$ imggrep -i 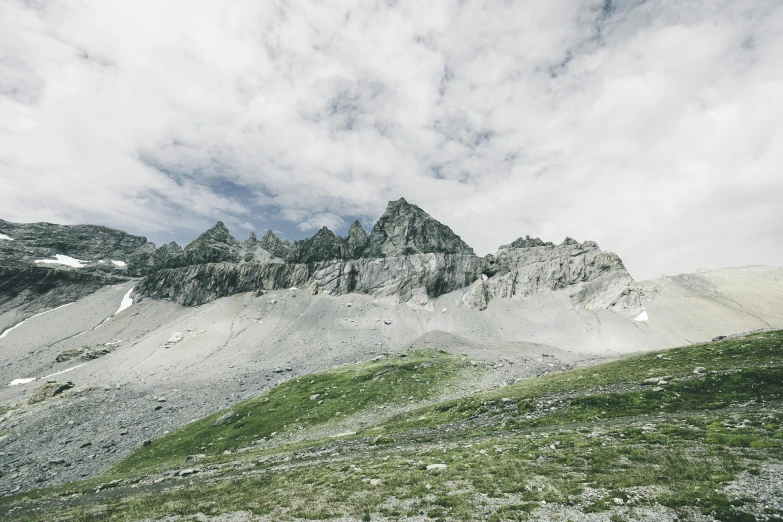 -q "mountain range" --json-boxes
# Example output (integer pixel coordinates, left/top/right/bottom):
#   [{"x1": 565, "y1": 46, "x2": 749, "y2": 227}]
[{"x1": 0, "y1": 198, "x2": 781, "y2": 511}]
